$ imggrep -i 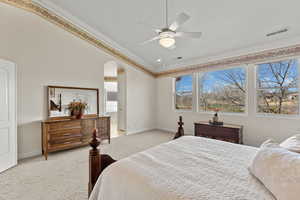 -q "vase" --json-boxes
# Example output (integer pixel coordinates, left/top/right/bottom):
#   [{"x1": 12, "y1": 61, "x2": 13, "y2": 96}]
[
  {"x1": 76, "y1": 112, "x2": 83, "y2": 119},
  {"x1": 71, "y1": 110, "x2": 83, "y2": 119}
]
